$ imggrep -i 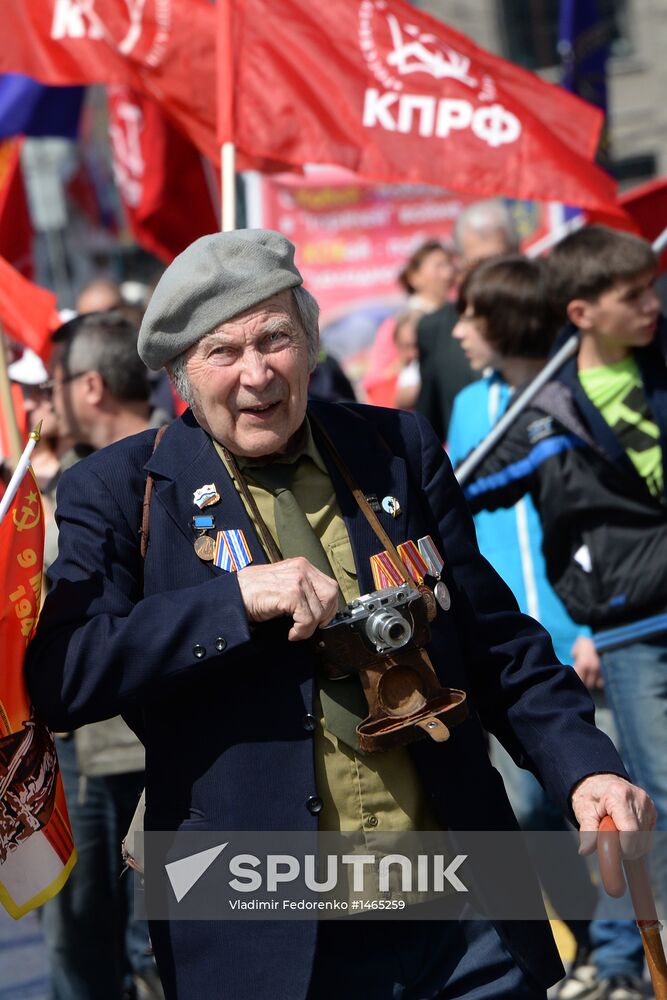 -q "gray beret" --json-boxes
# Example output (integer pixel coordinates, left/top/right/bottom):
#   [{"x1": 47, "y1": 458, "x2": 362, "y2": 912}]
[{"x1": 138, "y1": 229, "x2": 303, "y2": 370}]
